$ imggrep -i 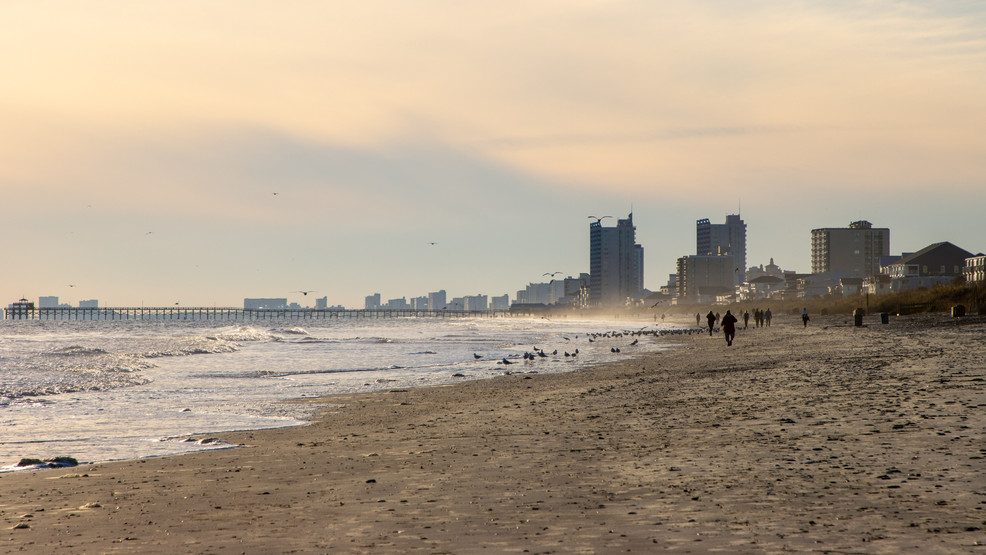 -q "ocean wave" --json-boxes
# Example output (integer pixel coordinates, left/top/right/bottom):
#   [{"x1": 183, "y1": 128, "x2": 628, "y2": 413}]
[
  {"x1": 211, "y1": 326, "x2": 272, "y2": 342},
  {"x1": 48, "y1": 346, "x2": 110, "y2": 356},
  {"x1": 272, "y1": 327, "x2": 310, "y2": 336}
]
